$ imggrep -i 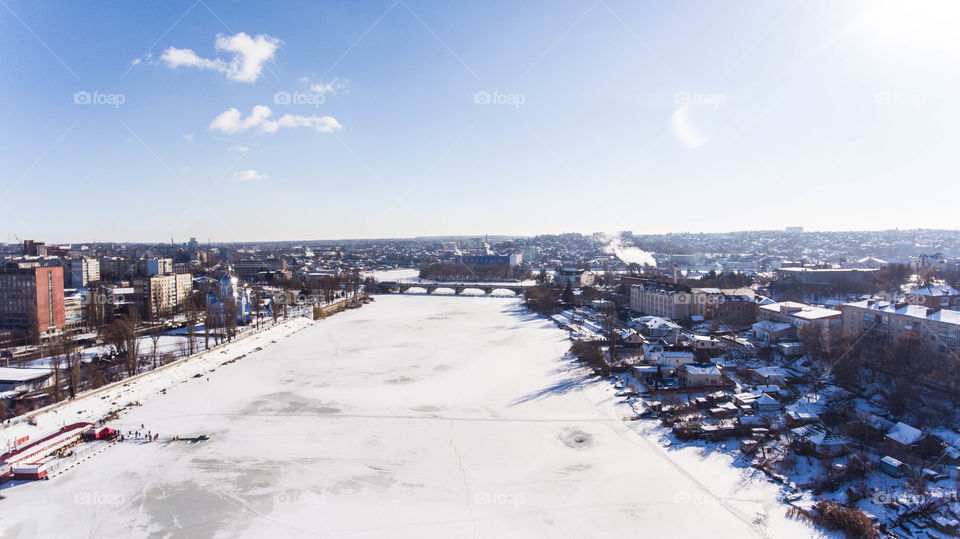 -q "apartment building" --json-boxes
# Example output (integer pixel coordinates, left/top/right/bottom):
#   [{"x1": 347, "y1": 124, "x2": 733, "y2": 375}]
[
  {"x1": 715, "y1": 292, "x2": 759, "y2": 329},
  {"x1": 67, "y1": 257, "x2": 100, "y2": 287},
  {"x1": 98, "y1": 256, "x2": 135, "y2": 280},
  {"x1": 841, "y1": 299, "x2": 960, "y2": 356},
  {"x1": 630, "y1": 284, "x2": 693, "y2": 320},
  {"x1": 690, "y1": 288, "x2": 723, "y2": 319},
  {"x1": 0, "y1": 264, "x2": 66, "y2": 338},
  {"x1": 132, "y1": 273, "x2": 193, "y2": 319}
]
